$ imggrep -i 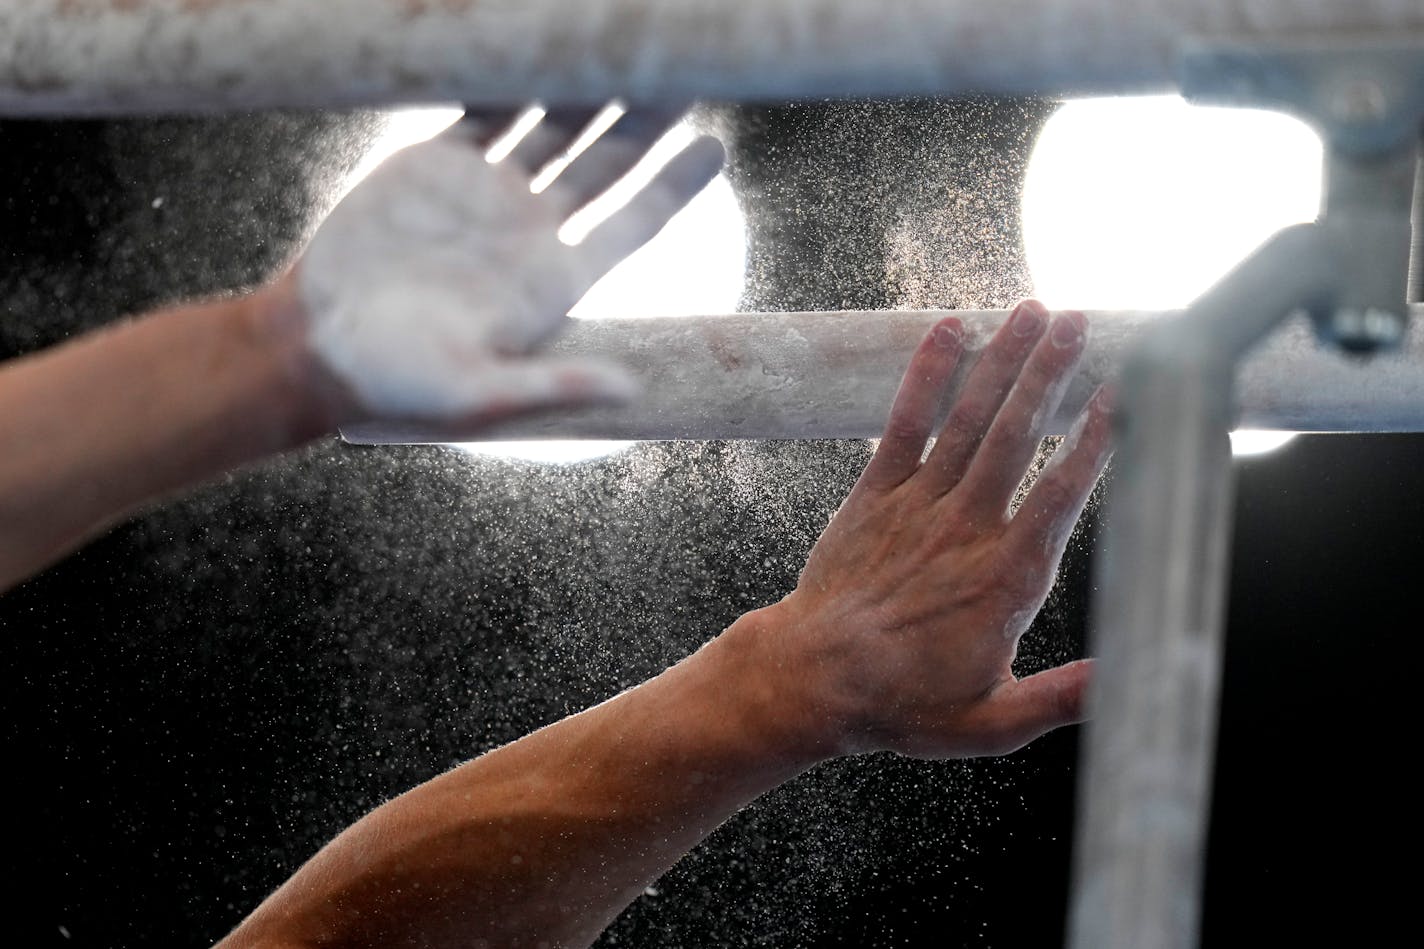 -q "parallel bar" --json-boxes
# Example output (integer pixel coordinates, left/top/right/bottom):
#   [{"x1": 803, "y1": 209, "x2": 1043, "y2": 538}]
[
  {"x1": 2, "y1": 1, "x2": 1422, "y2": 115},
  {"x1": 341, "y1": 306, "x2": 1424, "y2": 444}
]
